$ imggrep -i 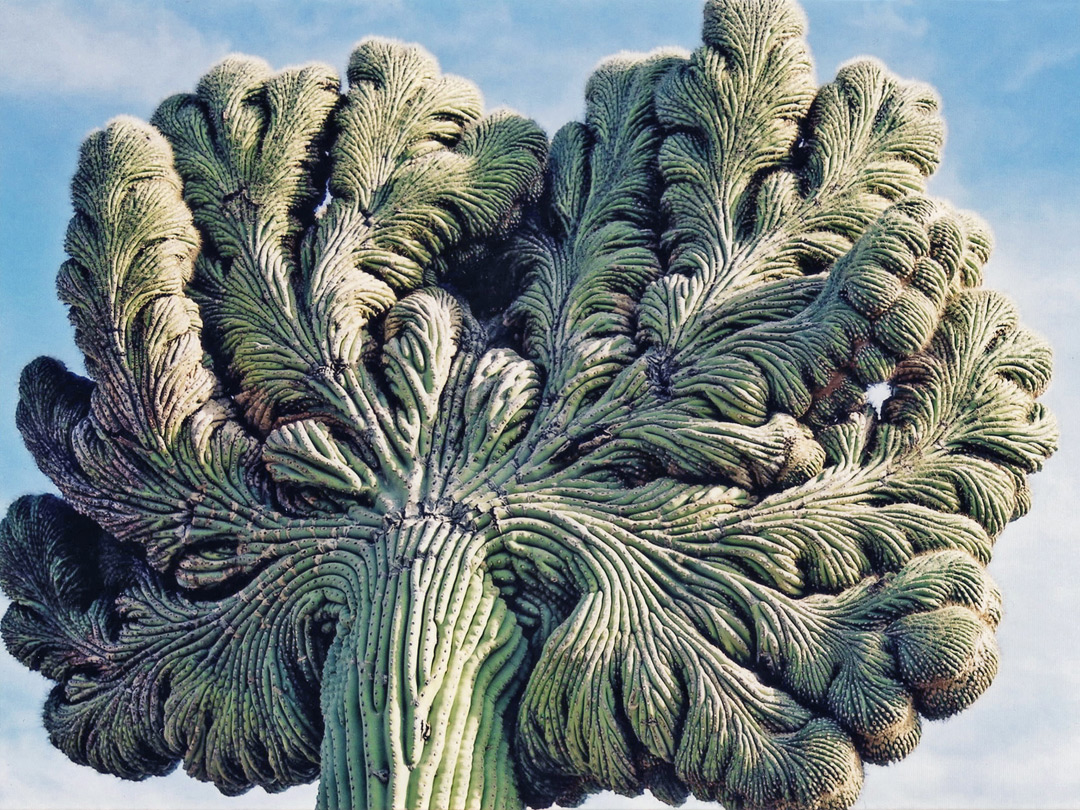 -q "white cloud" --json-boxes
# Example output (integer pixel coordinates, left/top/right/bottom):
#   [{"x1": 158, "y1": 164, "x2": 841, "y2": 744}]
[
  {"x1": 0, "y1": 1, "x2": 230, "y2": 103},
  {"x1": 1004, "y1": 43, "x2": 1080, "y2": 93},
  {"x1": 849, "y1": 2, "x2": 929, "y2": 41},
  {"x1": 0, "y1": 745, "x2": 320, "y2": 810}
]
